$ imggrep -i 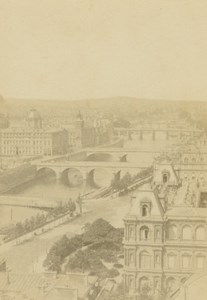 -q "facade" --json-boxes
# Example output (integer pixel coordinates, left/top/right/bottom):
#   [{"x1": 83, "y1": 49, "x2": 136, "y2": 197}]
[
  {"x1": 124, "y1": 162, "x2": 207, "y2": 299},
  {"x1": 75, "y1": 112, "x2": 113, "y2": 148},
  {"x1": 1, "y1": 109, "x2": 68, "y2": 156}
]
